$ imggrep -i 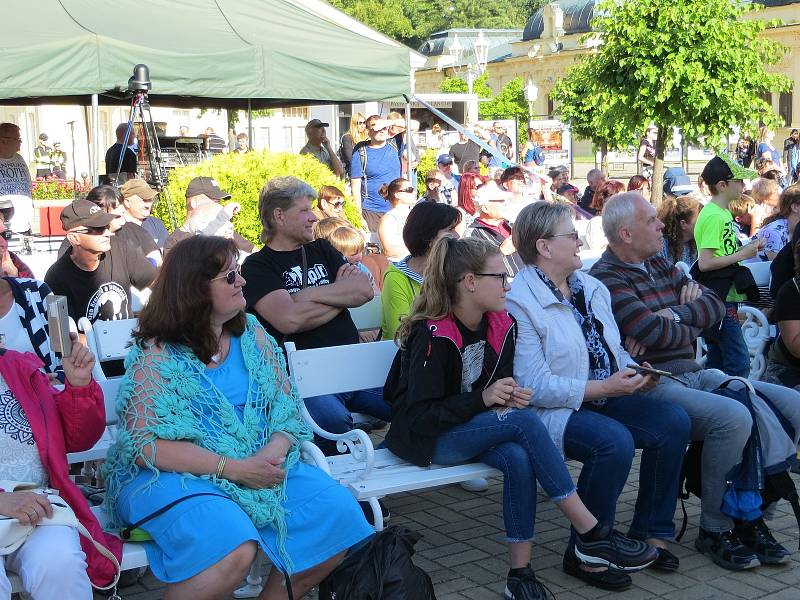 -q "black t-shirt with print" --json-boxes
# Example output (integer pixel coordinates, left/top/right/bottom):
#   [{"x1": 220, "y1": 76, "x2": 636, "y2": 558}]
[
  {"x1": 773, "y1": 277, "x2": 800, "y2": 369},
  {"x1": 454, "y1": 316, "x2": 497, "y2": 392},
  {"x1": 44, "y1": 239, "x2": 156, "y2": 323},
  {"x1": 242, "y1": 239, "x2": 358, "y2": 350}
]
